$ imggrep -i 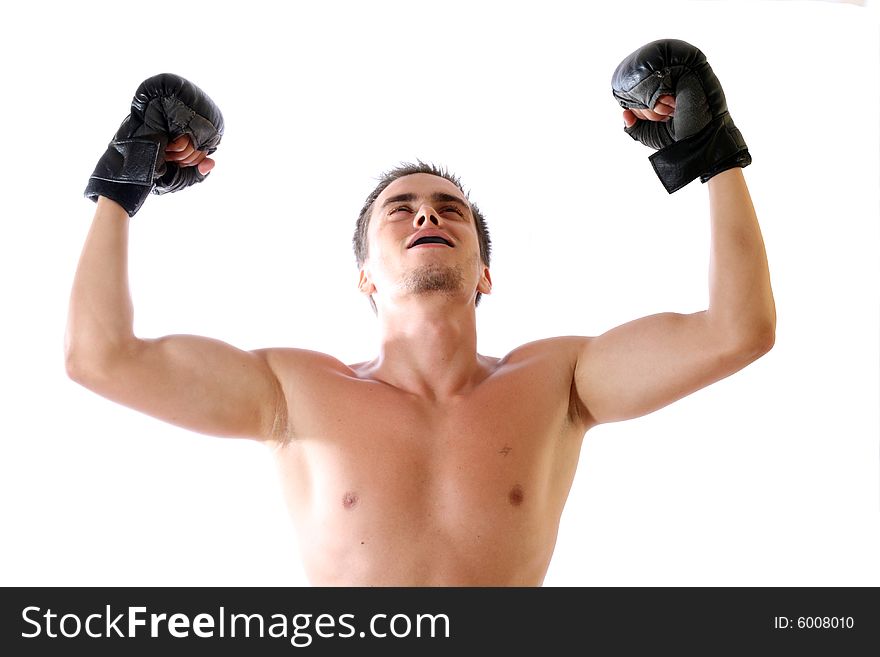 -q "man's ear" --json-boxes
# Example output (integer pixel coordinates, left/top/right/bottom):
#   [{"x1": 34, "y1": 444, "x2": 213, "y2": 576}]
[
  {"x1": 358, "y1": 268, "x2": 376, "y2": 296},
  {"x1": 477, "y1": 266, "x2": 492, "y2": 295}
]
